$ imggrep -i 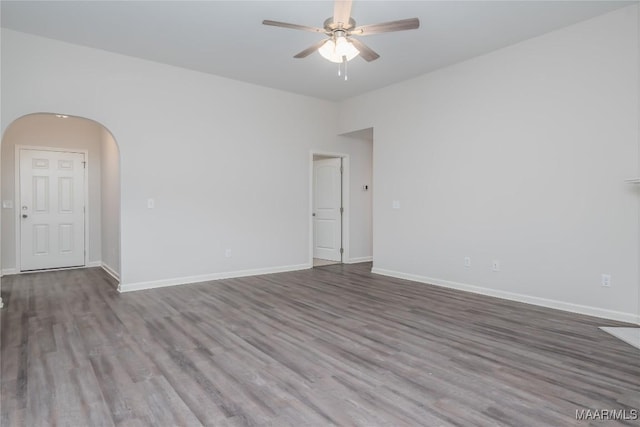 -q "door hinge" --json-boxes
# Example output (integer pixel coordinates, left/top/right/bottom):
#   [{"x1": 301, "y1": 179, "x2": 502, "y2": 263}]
[
  {"x1": 340, "y1": 166, "x2": 343, "y2": 173},
  {"x1": 82, "y1": 161, "x2": 86, "y2": 168},
  {"x1": 340, "y1": 207, "x2": 344, "y2": 214},
  {"x1": 340, "y1": 248, "x2": 344, "y2": 254}
]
